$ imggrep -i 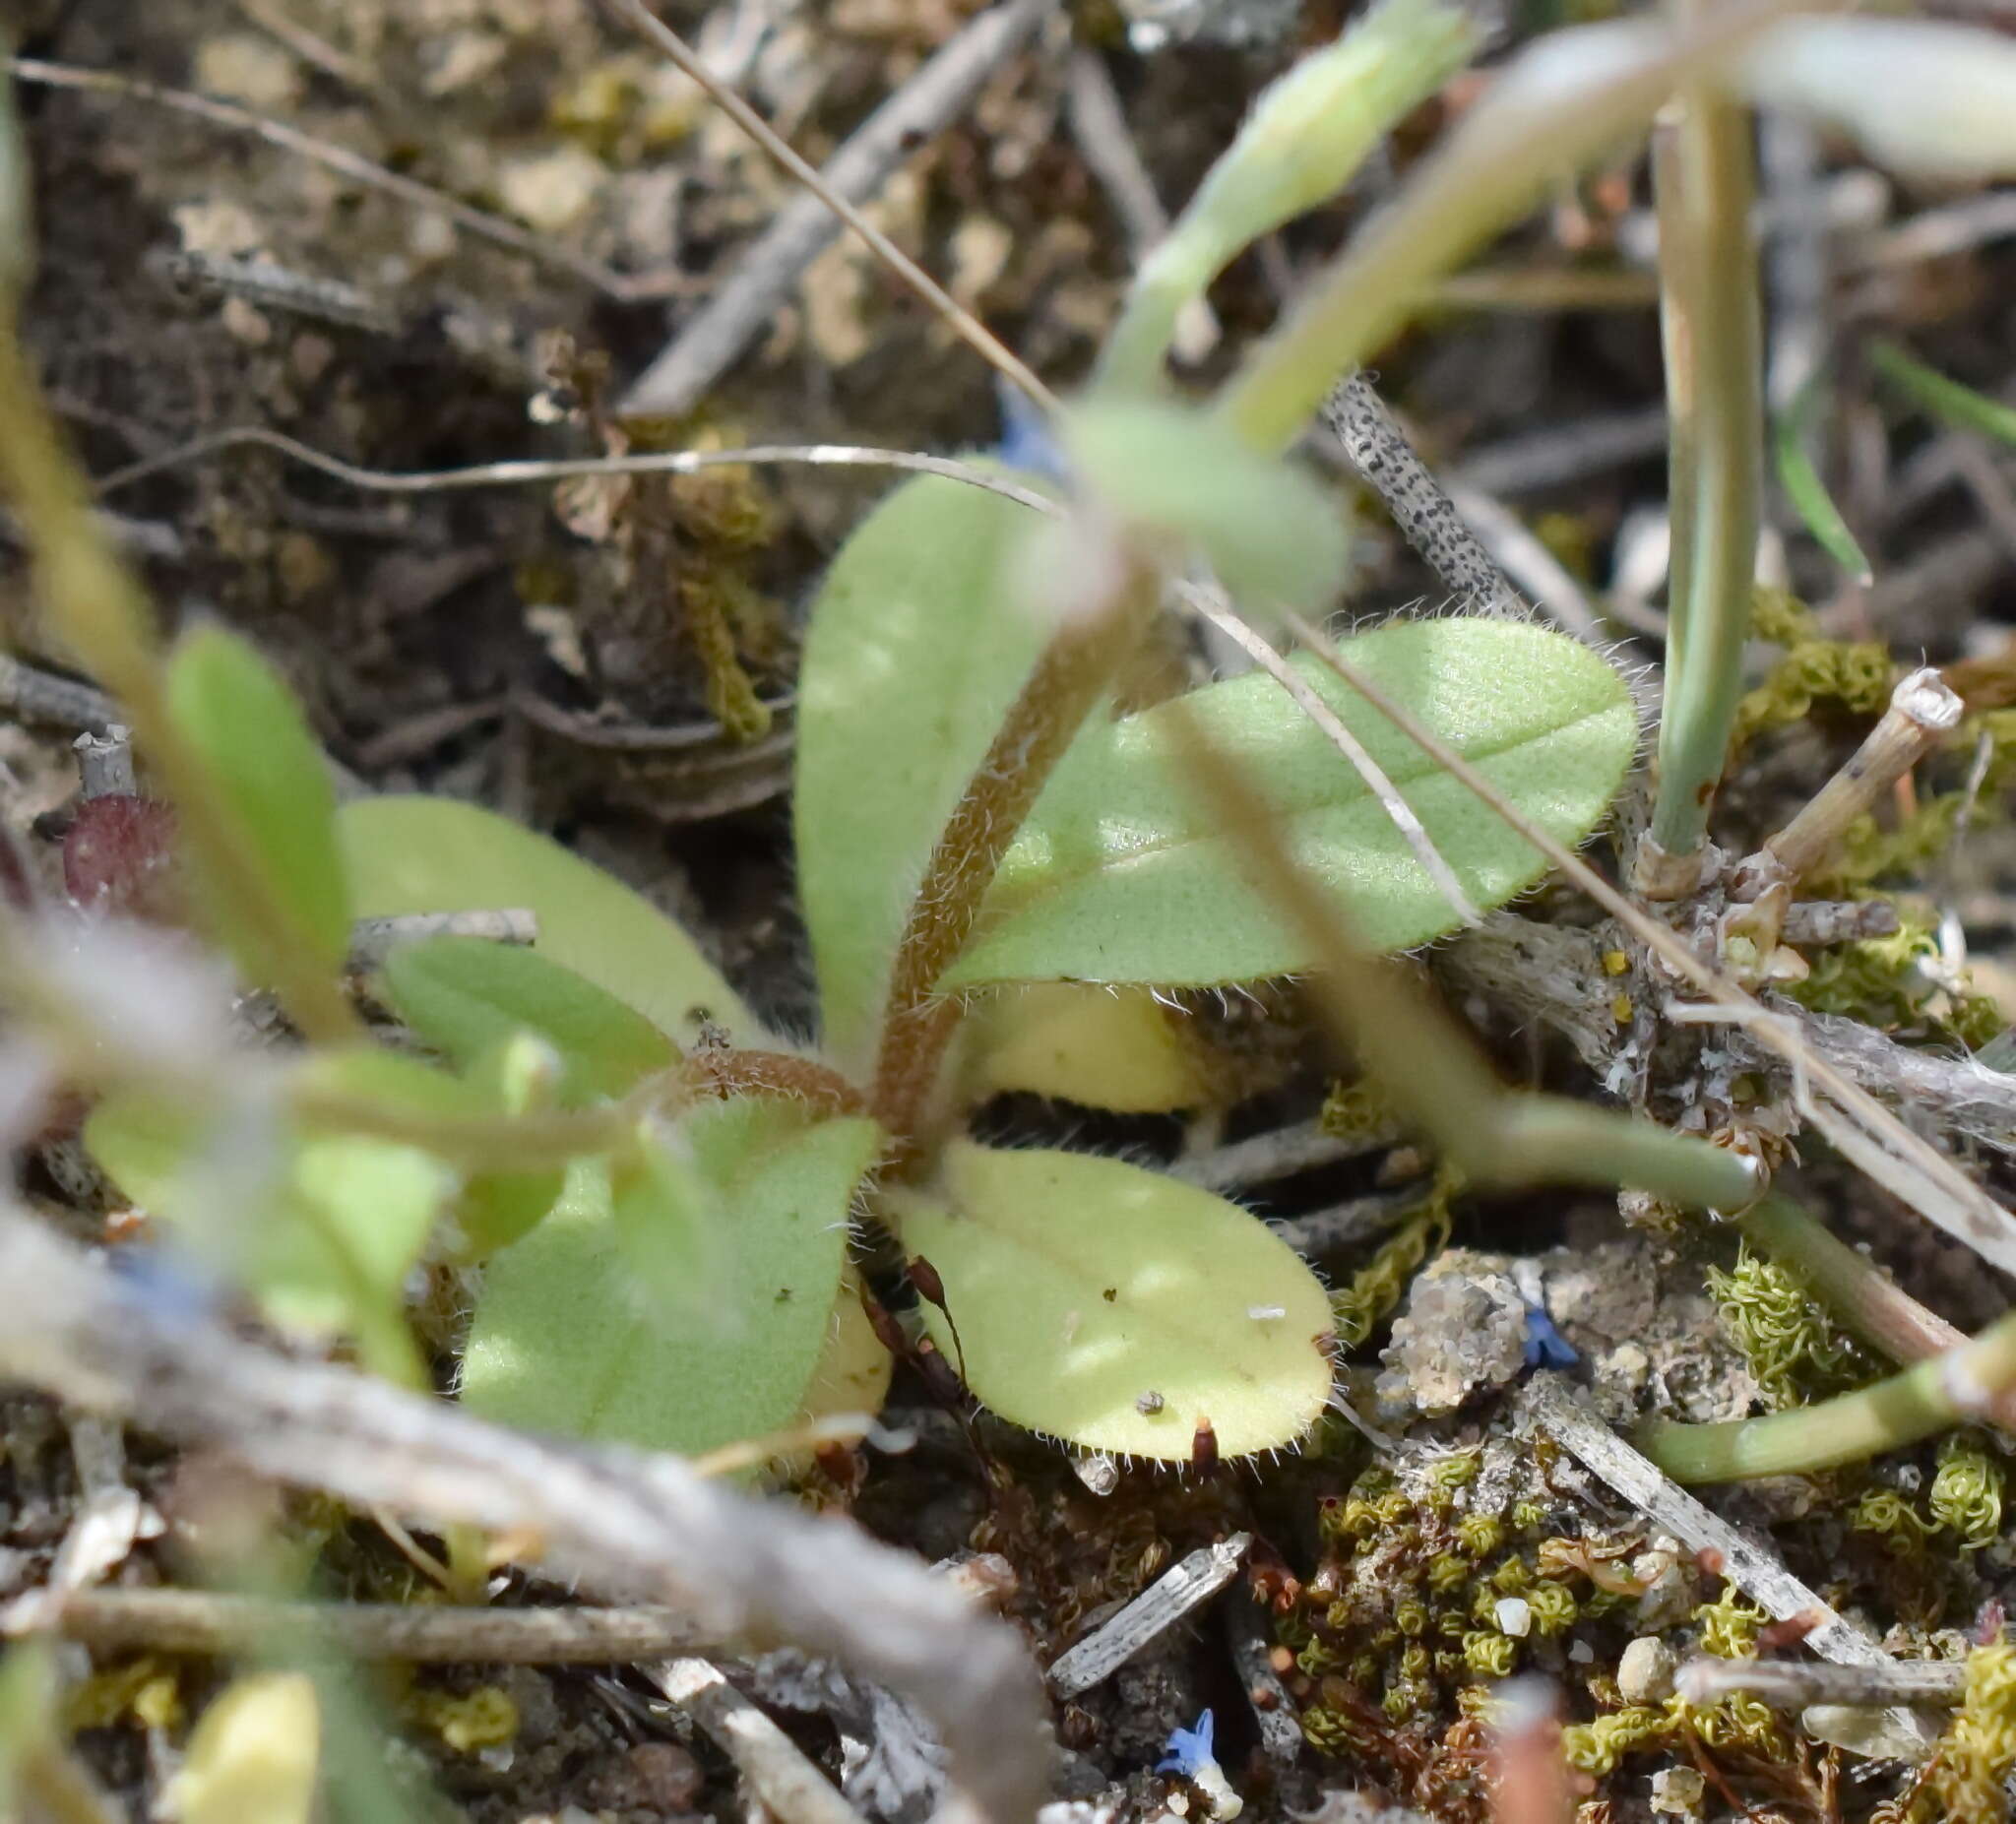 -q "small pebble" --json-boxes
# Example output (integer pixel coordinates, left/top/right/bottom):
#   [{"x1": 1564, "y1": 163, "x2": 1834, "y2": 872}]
[
  {"x1": 1650, "y1": 1766, "x2": 1705, "y2": 1817},
  {"x1": 1492, "y1": 1597, "x2": 1532, "y2": 1639},
  {"x1": 1617, "y1": 1636, "x2": 1677, "y2": 1704}
]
